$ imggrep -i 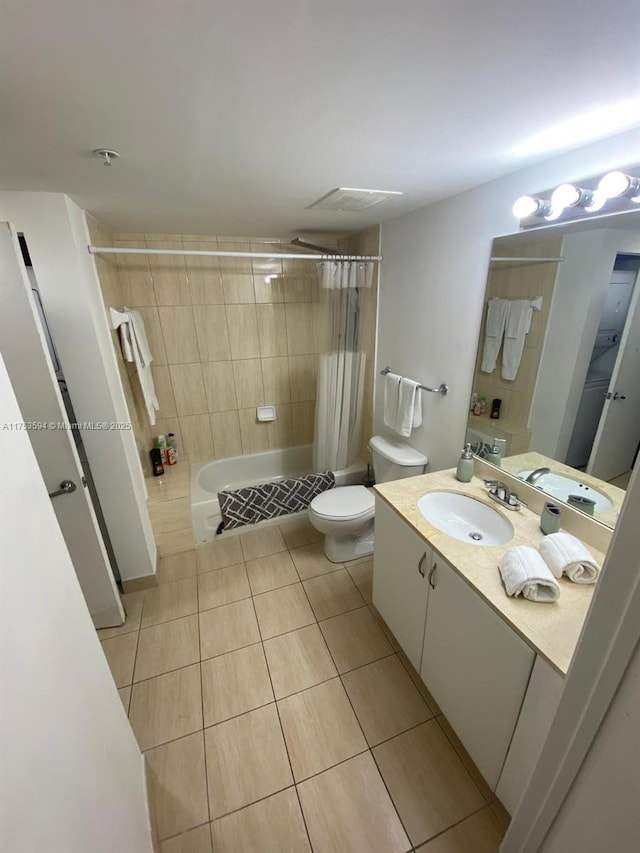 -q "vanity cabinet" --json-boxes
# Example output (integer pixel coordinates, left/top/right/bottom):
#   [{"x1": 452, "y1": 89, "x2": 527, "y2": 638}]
[
  {"x1": 420, "y1": 555, "x2": 535, "y2": 788},
  {"x1": 372, "y1": 498, "x2": 432, "y2": 671}
]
